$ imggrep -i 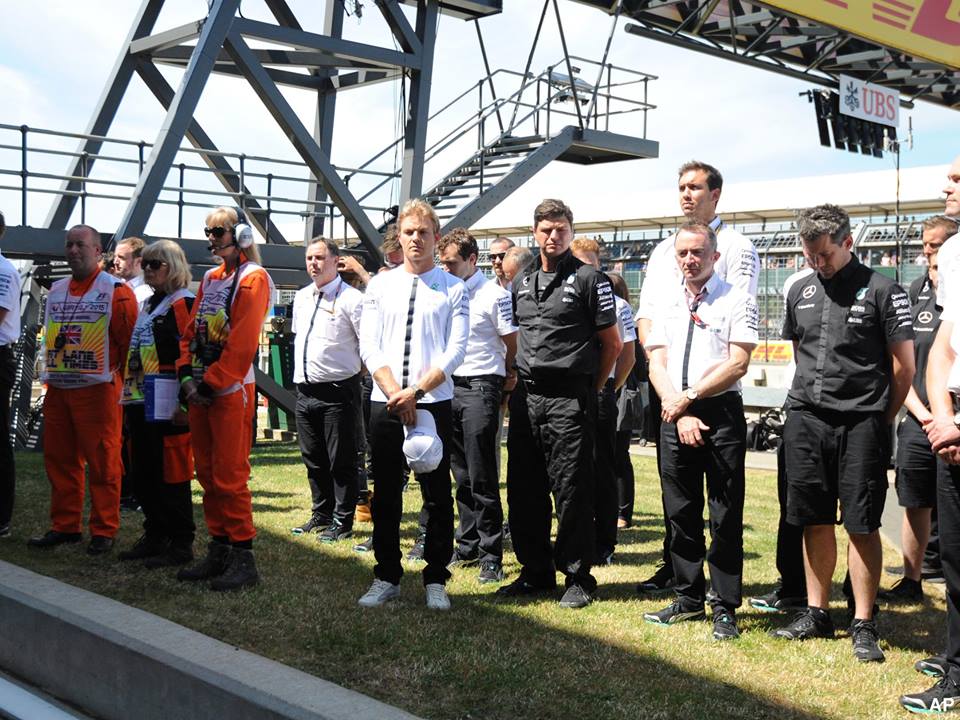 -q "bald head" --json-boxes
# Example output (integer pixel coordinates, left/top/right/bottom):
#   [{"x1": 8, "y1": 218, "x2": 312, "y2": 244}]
[
  {"x1": 64, "y1": 225, "x2": 103, "y2": 280},
  {"x1": 945, "y1": 155, "x2": 960, "y2": 219}
]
